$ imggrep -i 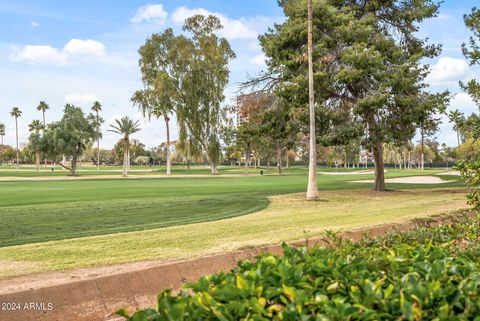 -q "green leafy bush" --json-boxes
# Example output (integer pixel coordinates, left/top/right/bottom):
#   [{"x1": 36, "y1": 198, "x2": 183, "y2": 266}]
[
  {"x1": 457, "y1": 160, "x2": 480, "y2": 210},
  {"x1": 118, "y1": 215, "x2": 480, "y2": 321}
]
